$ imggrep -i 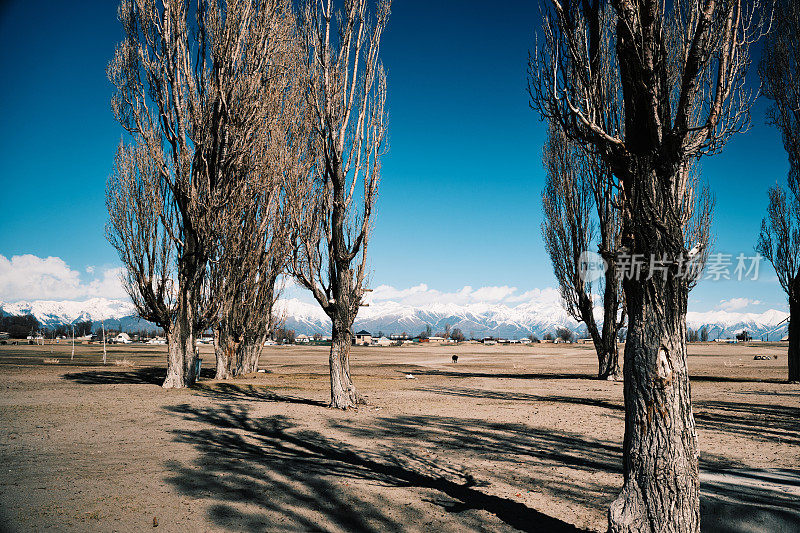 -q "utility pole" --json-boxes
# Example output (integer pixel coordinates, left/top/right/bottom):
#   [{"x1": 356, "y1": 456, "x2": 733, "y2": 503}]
[
  {"x1": 71, "y1": 324, "x2": 75, "y2": 361},
  {"x1": 102, "y1": 321, "x2": 107, "y2": 365}
]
